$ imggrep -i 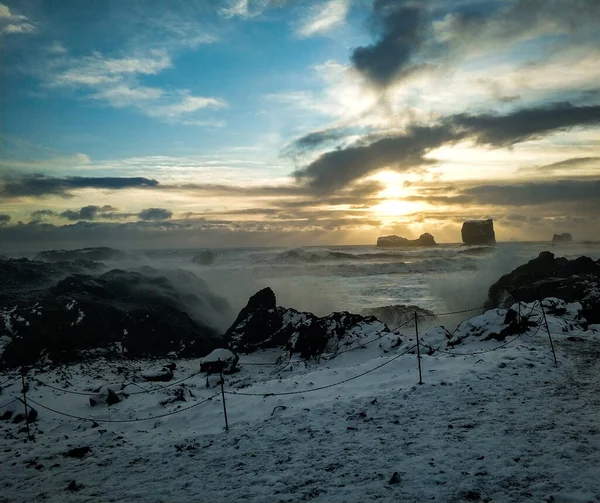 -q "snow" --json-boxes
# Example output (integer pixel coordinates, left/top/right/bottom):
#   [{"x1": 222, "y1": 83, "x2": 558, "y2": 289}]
[
  {"x1": 202, "y1": 348, "x2": 237, "y2": 364},
  {"x1": 1, "y1": 300, "x2": 600, "y2": 502}
]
